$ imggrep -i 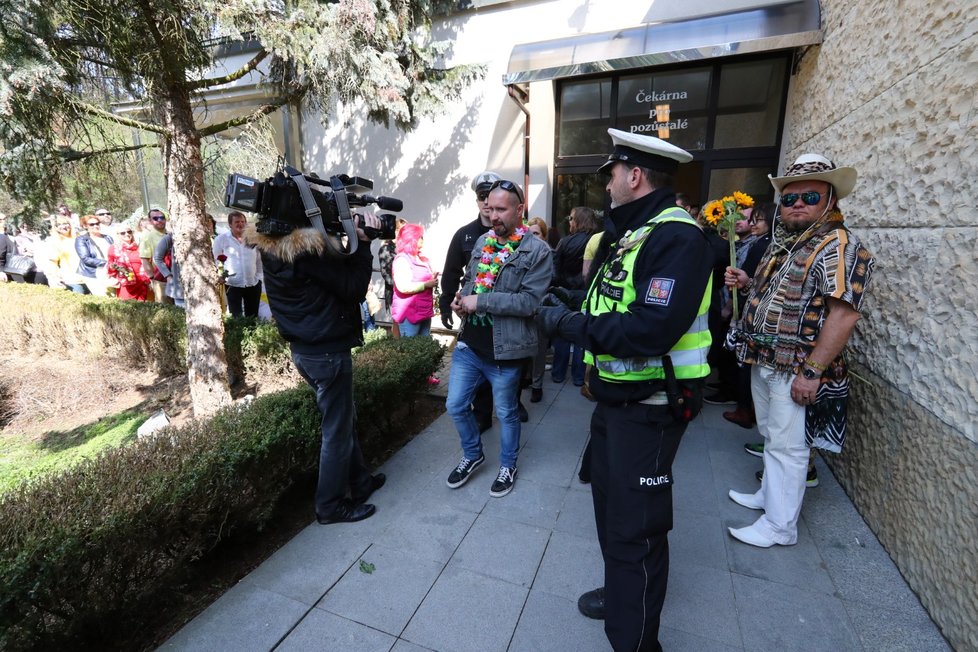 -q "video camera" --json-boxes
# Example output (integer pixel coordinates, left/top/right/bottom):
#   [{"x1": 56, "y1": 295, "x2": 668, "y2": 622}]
[{"x1": 224, "y1": 165, "x2": 402, "y2": 258}]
